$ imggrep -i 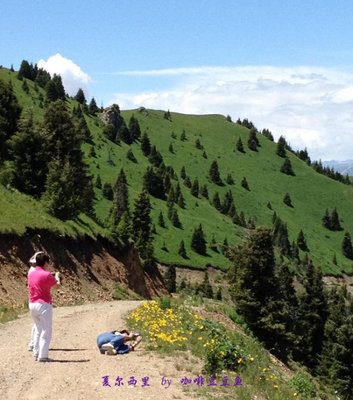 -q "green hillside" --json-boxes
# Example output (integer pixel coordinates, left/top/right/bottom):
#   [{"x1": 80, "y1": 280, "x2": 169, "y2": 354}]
[{"x1": 1, "y1": 66, "x2": 353, "y2": 274}]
